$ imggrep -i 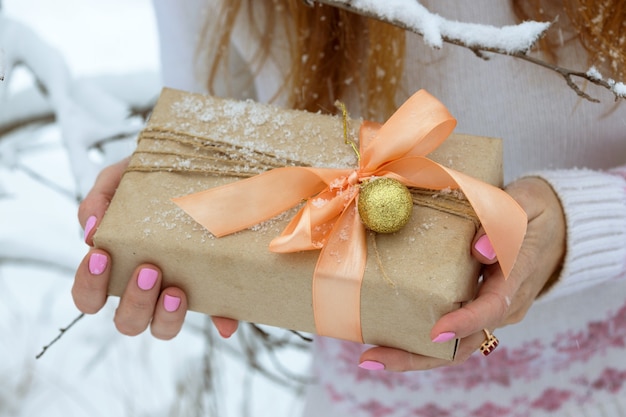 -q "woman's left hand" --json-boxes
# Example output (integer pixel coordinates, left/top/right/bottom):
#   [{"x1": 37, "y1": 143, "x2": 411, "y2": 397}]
[{"x1": 358, "y1": 177, "x2": 566, "y2": 371}]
